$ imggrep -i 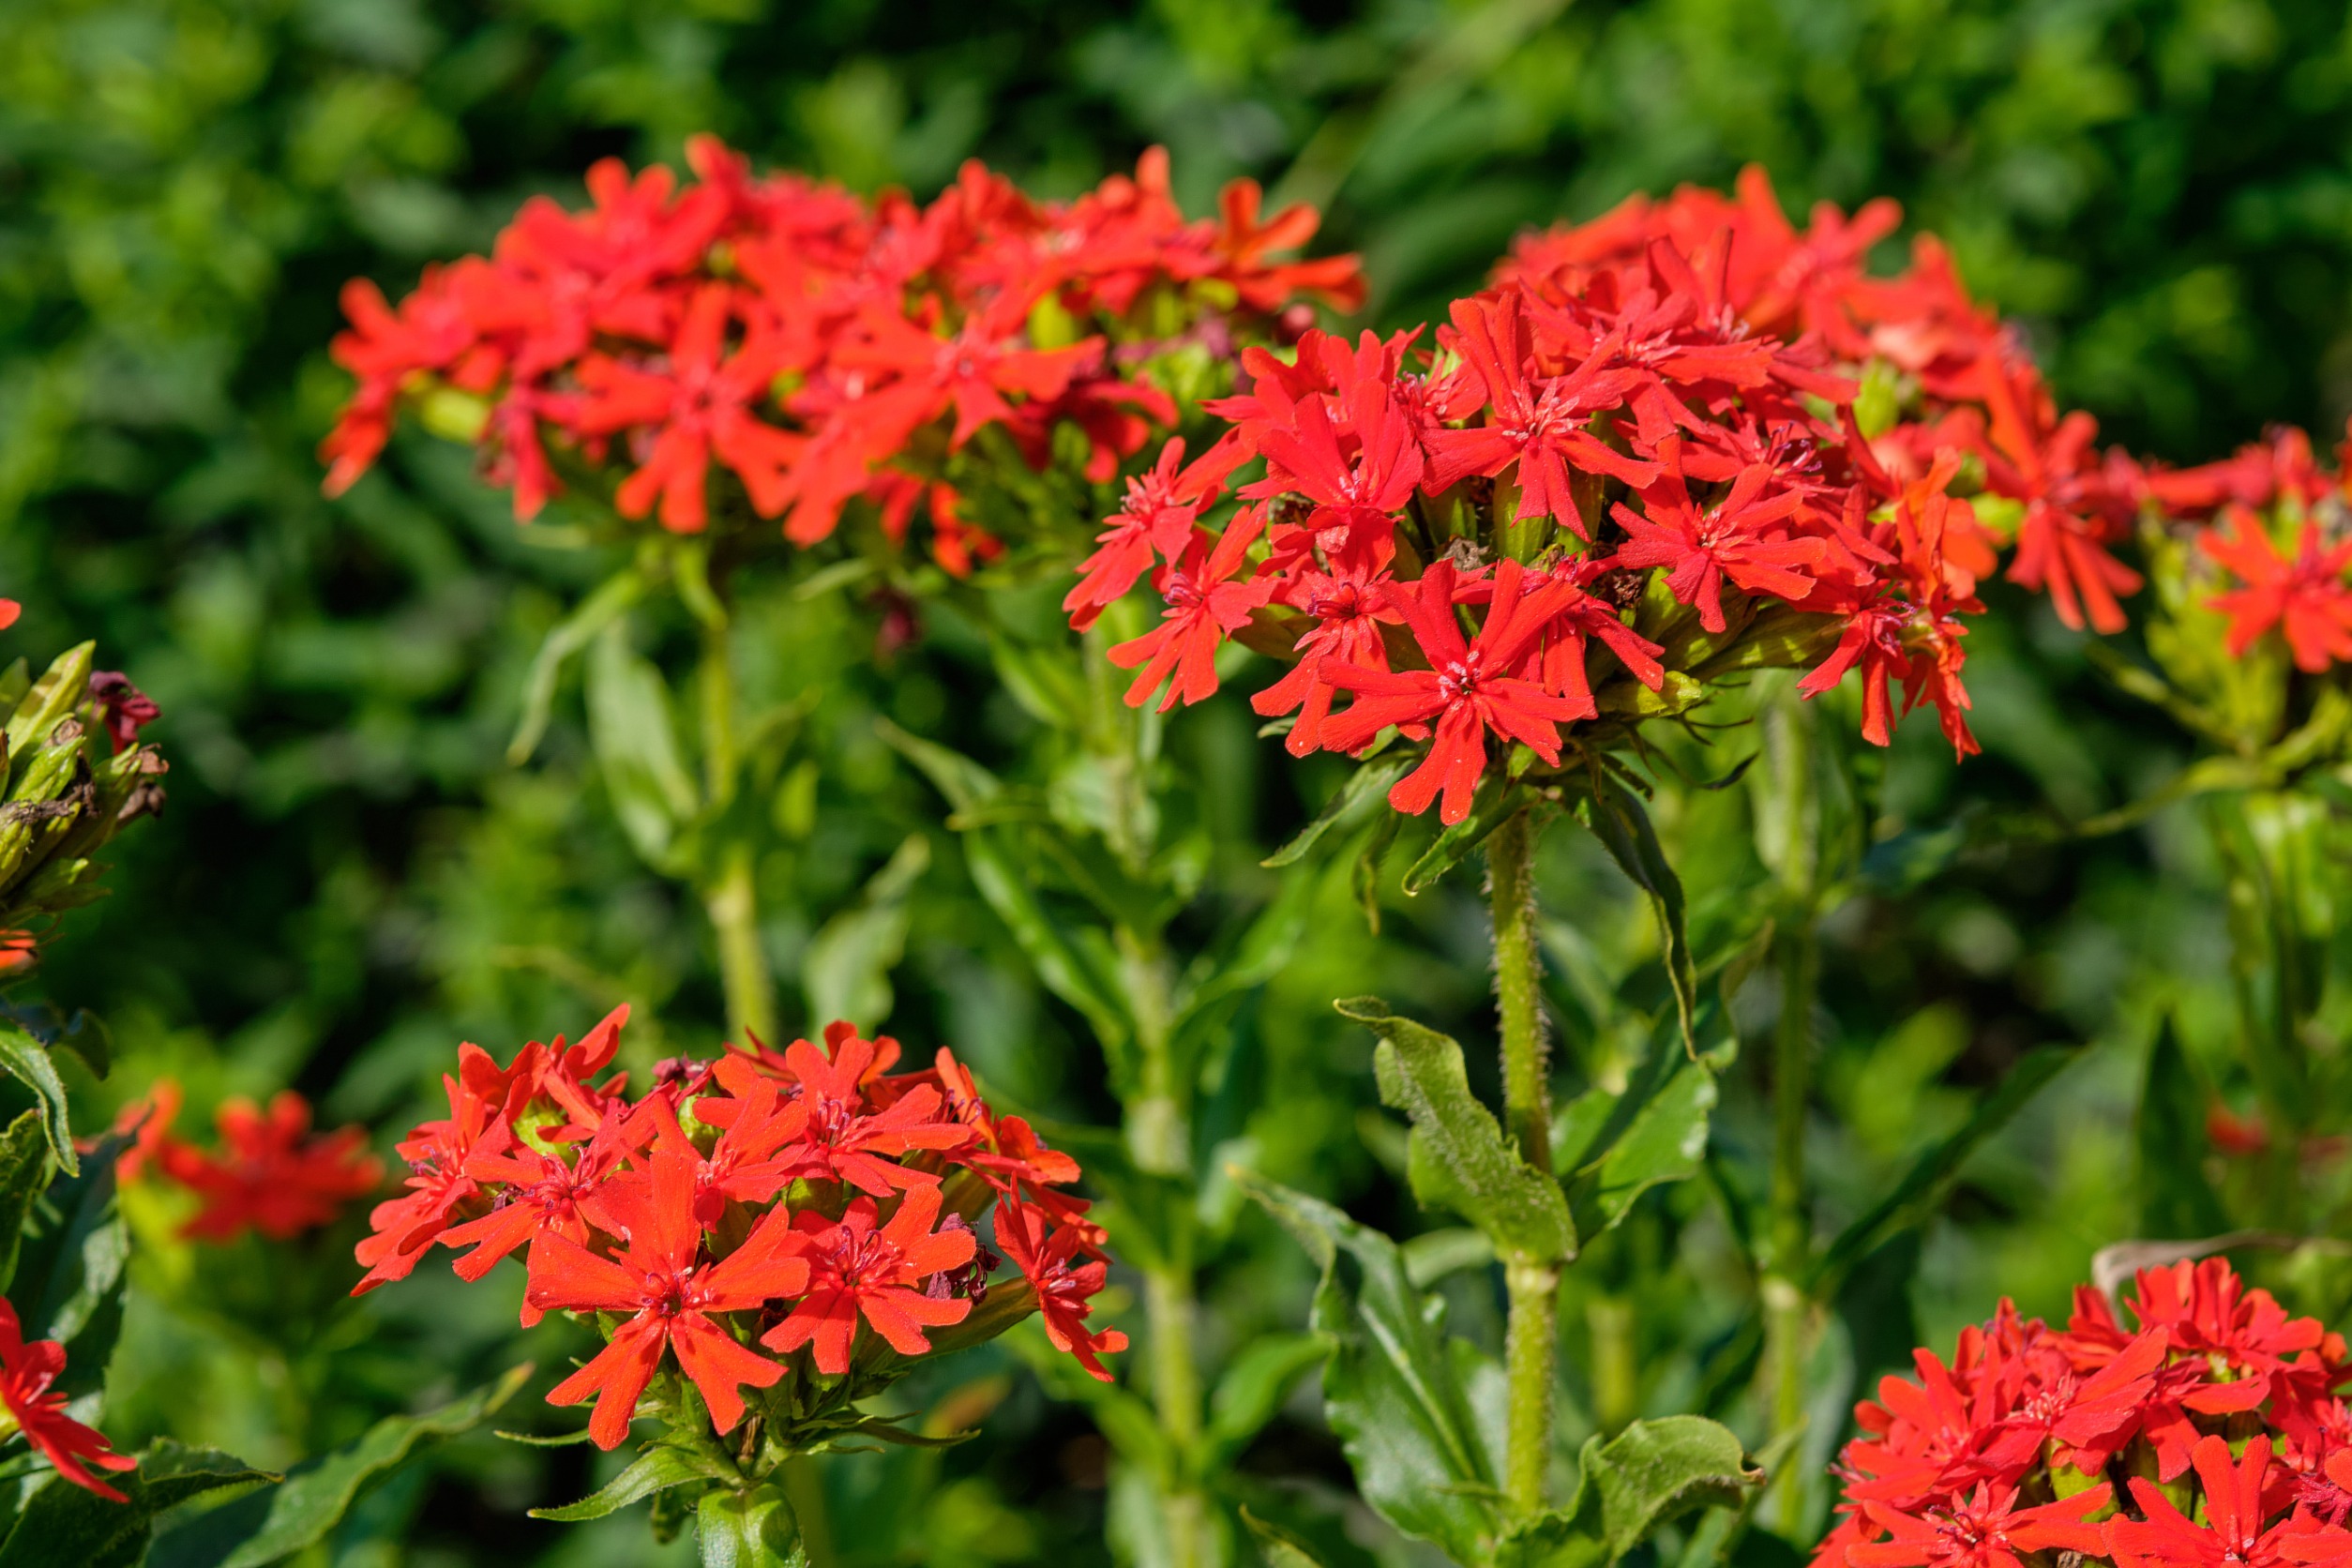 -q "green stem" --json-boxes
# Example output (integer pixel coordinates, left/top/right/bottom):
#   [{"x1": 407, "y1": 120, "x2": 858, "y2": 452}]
[
  {"x1": 674, "y1": 545, "x2": 818, "y2": 1562},
  {"x1": 706, "y1": 839, "x2": 777, "y2": 1048},
  {"x1": 1489, "y1": 810, "x2": 1558, "y2": 1516},
  {"x1": 1119, "y1": 926, "x2": 1206, "y2": 1568},
  {"x1": 1763, "y1": 917, "x2": 1817, "y2": 1530}
]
